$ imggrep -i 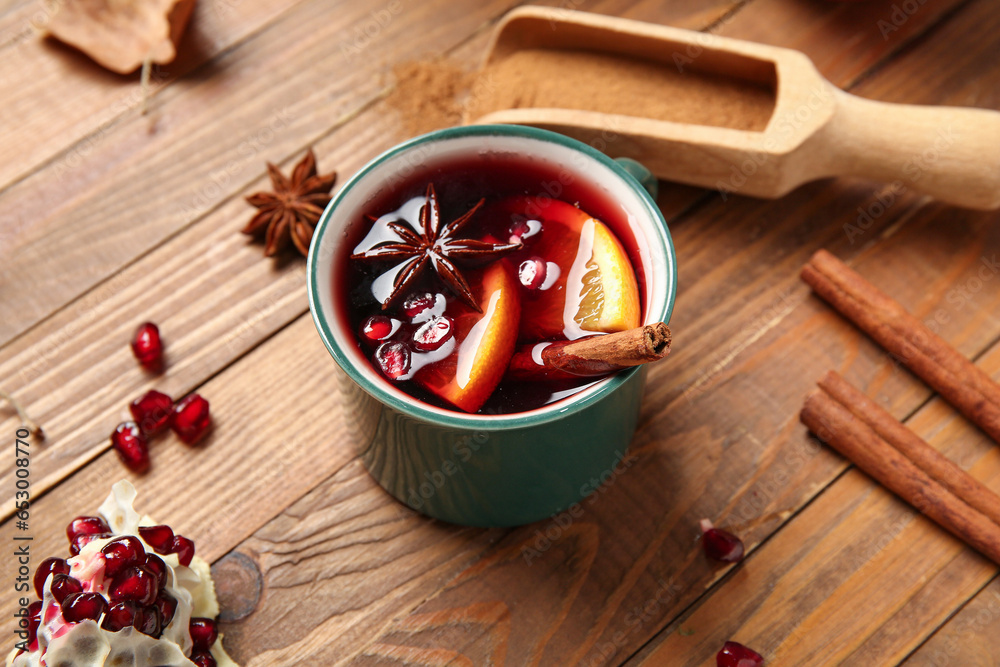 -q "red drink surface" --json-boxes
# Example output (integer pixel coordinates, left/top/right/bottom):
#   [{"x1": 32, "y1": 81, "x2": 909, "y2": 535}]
[{"x1": 339, "y1": 154, "x2": 646, "y2": 414}]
